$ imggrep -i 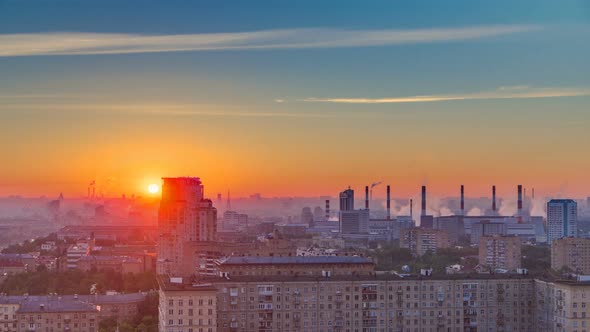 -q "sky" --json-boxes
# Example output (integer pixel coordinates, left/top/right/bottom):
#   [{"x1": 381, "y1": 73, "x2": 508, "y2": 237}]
[{"x1": 1, "y1": 0, "x2": 590, "y2": 199}]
